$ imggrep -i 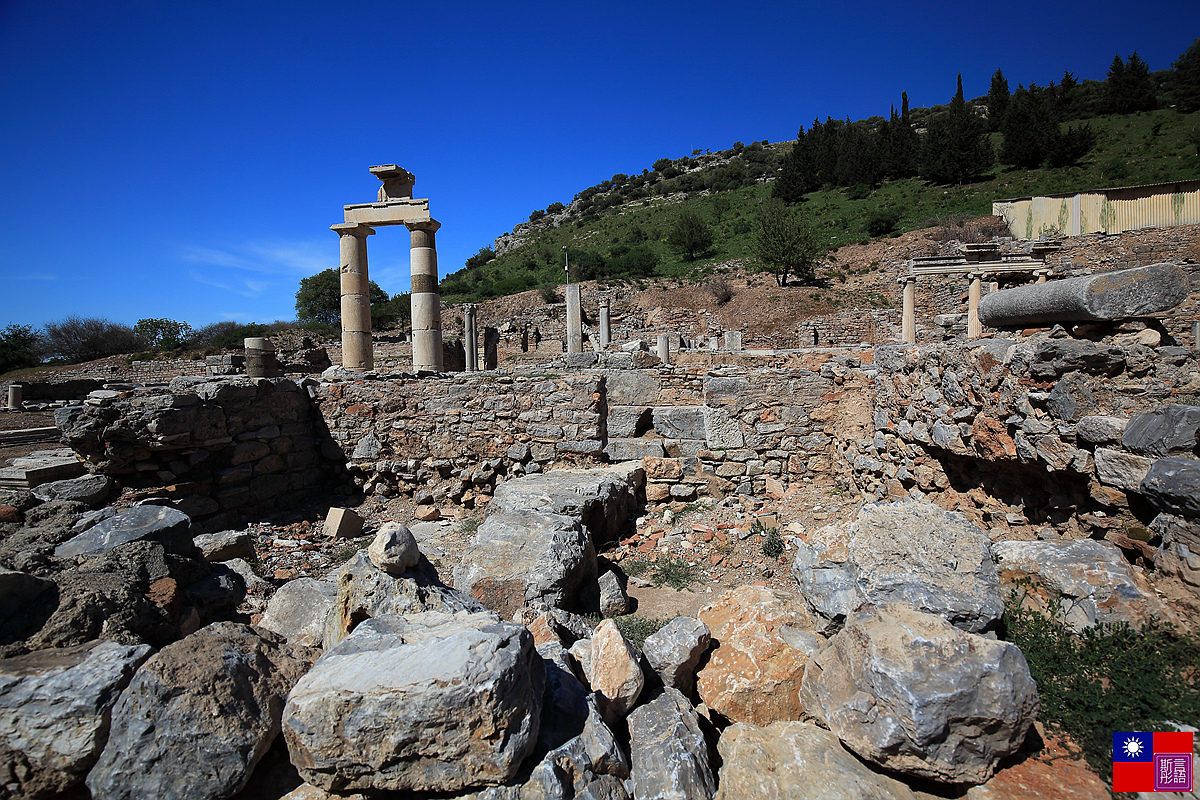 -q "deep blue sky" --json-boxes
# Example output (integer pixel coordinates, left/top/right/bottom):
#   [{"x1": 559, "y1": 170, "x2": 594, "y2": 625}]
[{"x1": 1, "y1": 0, "x2": 1197, "y2": 329}]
